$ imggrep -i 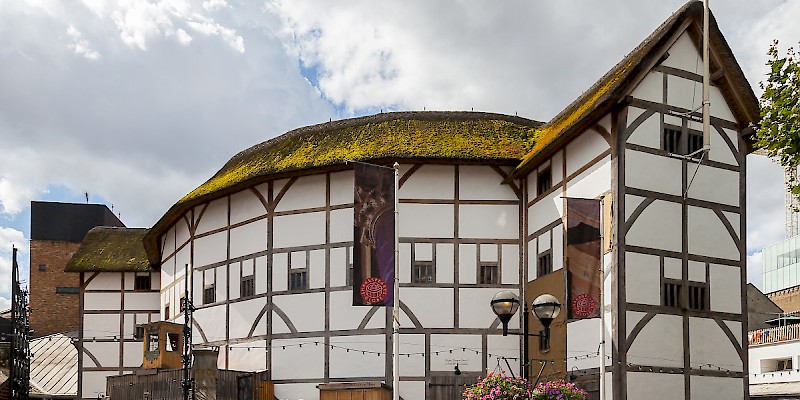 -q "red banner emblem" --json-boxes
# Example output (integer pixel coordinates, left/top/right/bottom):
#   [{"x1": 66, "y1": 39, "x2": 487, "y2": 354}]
[
  {"x1": 571, "y1": 293, "x2": 597, "y2": 318},
  {"x1": 360, "y1": 277, "x2": 388, "y2": 304}
]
